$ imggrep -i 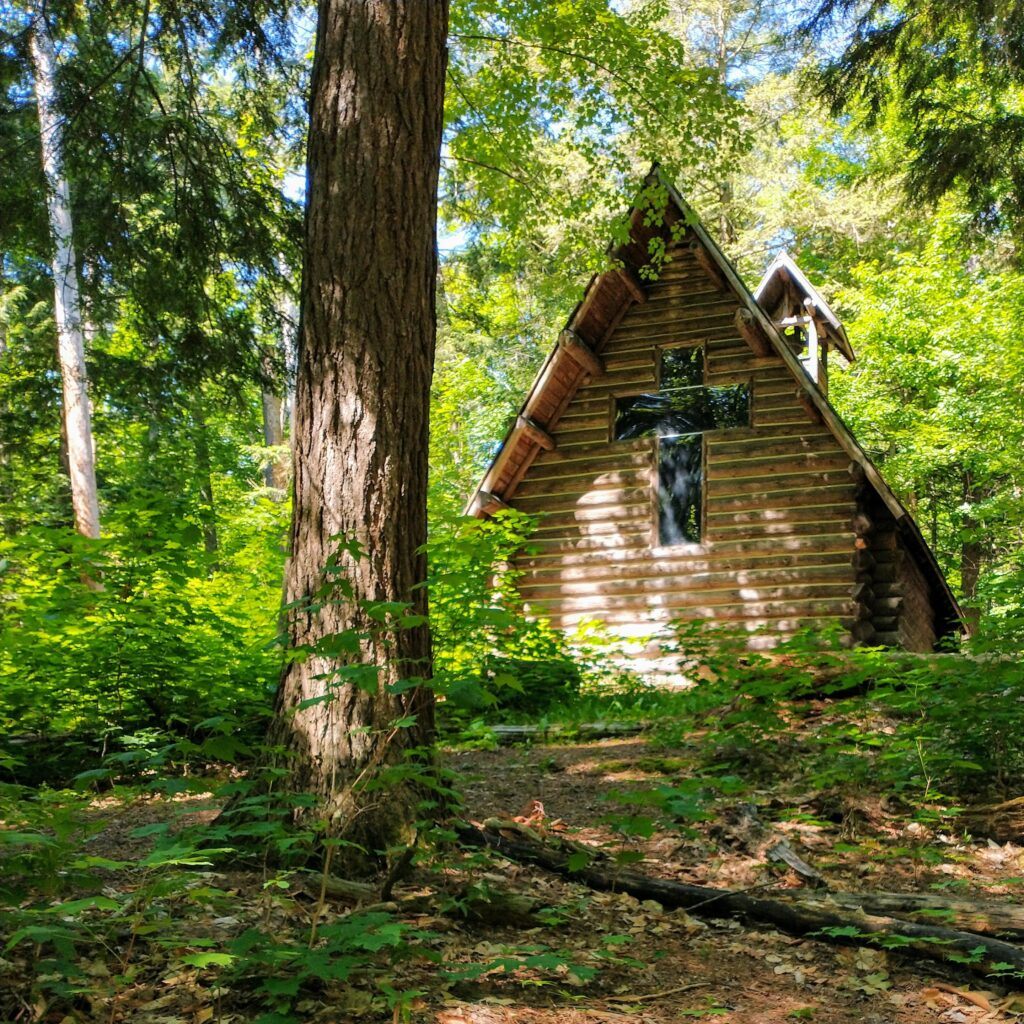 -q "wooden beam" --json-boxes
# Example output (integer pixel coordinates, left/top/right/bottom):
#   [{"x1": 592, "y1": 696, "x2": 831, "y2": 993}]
[
  {"x1": 794, "y1": 387, "x2": 824, "y2": 425},
  {"x1": 516, "y1": 415, "x2": 556, "y2": 451},
  {"x1": 735, "y1": 307, "x2": 772, "y2": 357},
  {"x1": 689, "y1": 239, "x2": 728, "y2": 291},
  {"x1": 616, "y1": 265, "x2": 647, "y2": 304},
  {"x1": 850, "y1": 512, "x2": 874, "y2": 538},
  {"x1": 477, "y1": 490, "x2": 510, "y2": 516},
  {"x1": 558, "y1": 329, "x2": 604, "y2": 377}
]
